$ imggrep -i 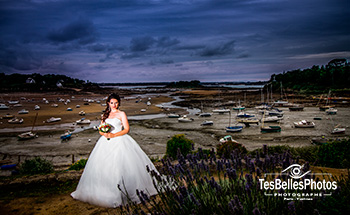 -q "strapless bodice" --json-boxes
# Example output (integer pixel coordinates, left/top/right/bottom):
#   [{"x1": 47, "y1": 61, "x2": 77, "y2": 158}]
[{"x1": 105, "y1": 118, "x2": 122, "y2": 133}]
